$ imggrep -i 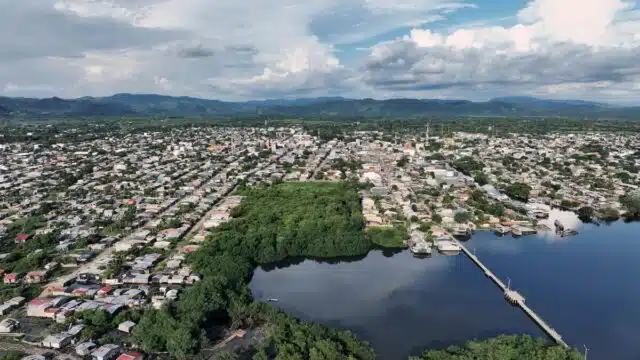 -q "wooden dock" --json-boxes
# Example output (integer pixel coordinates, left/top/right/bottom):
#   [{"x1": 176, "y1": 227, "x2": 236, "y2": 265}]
[{"x1": 455, "y1": 240, "x2": 569, "y2": 348}]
